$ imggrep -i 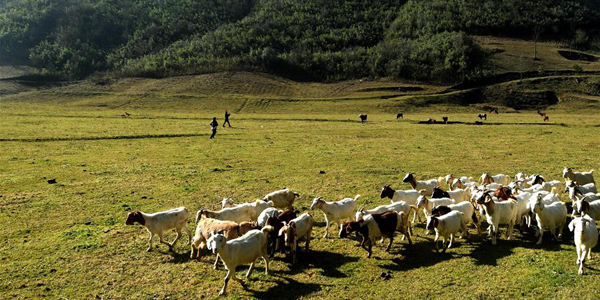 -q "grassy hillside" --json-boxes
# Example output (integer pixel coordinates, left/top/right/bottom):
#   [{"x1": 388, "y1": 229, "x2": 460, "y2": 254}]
[
  {"x1": 476, "y1": 37, "x2": 600, "y2": 73},
  {"x1": 2, "y1": 0, "x2": 599, "y2": 82},
  {"x1": 3, "y1": 36, "x2": 600, "y2": 114}
]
